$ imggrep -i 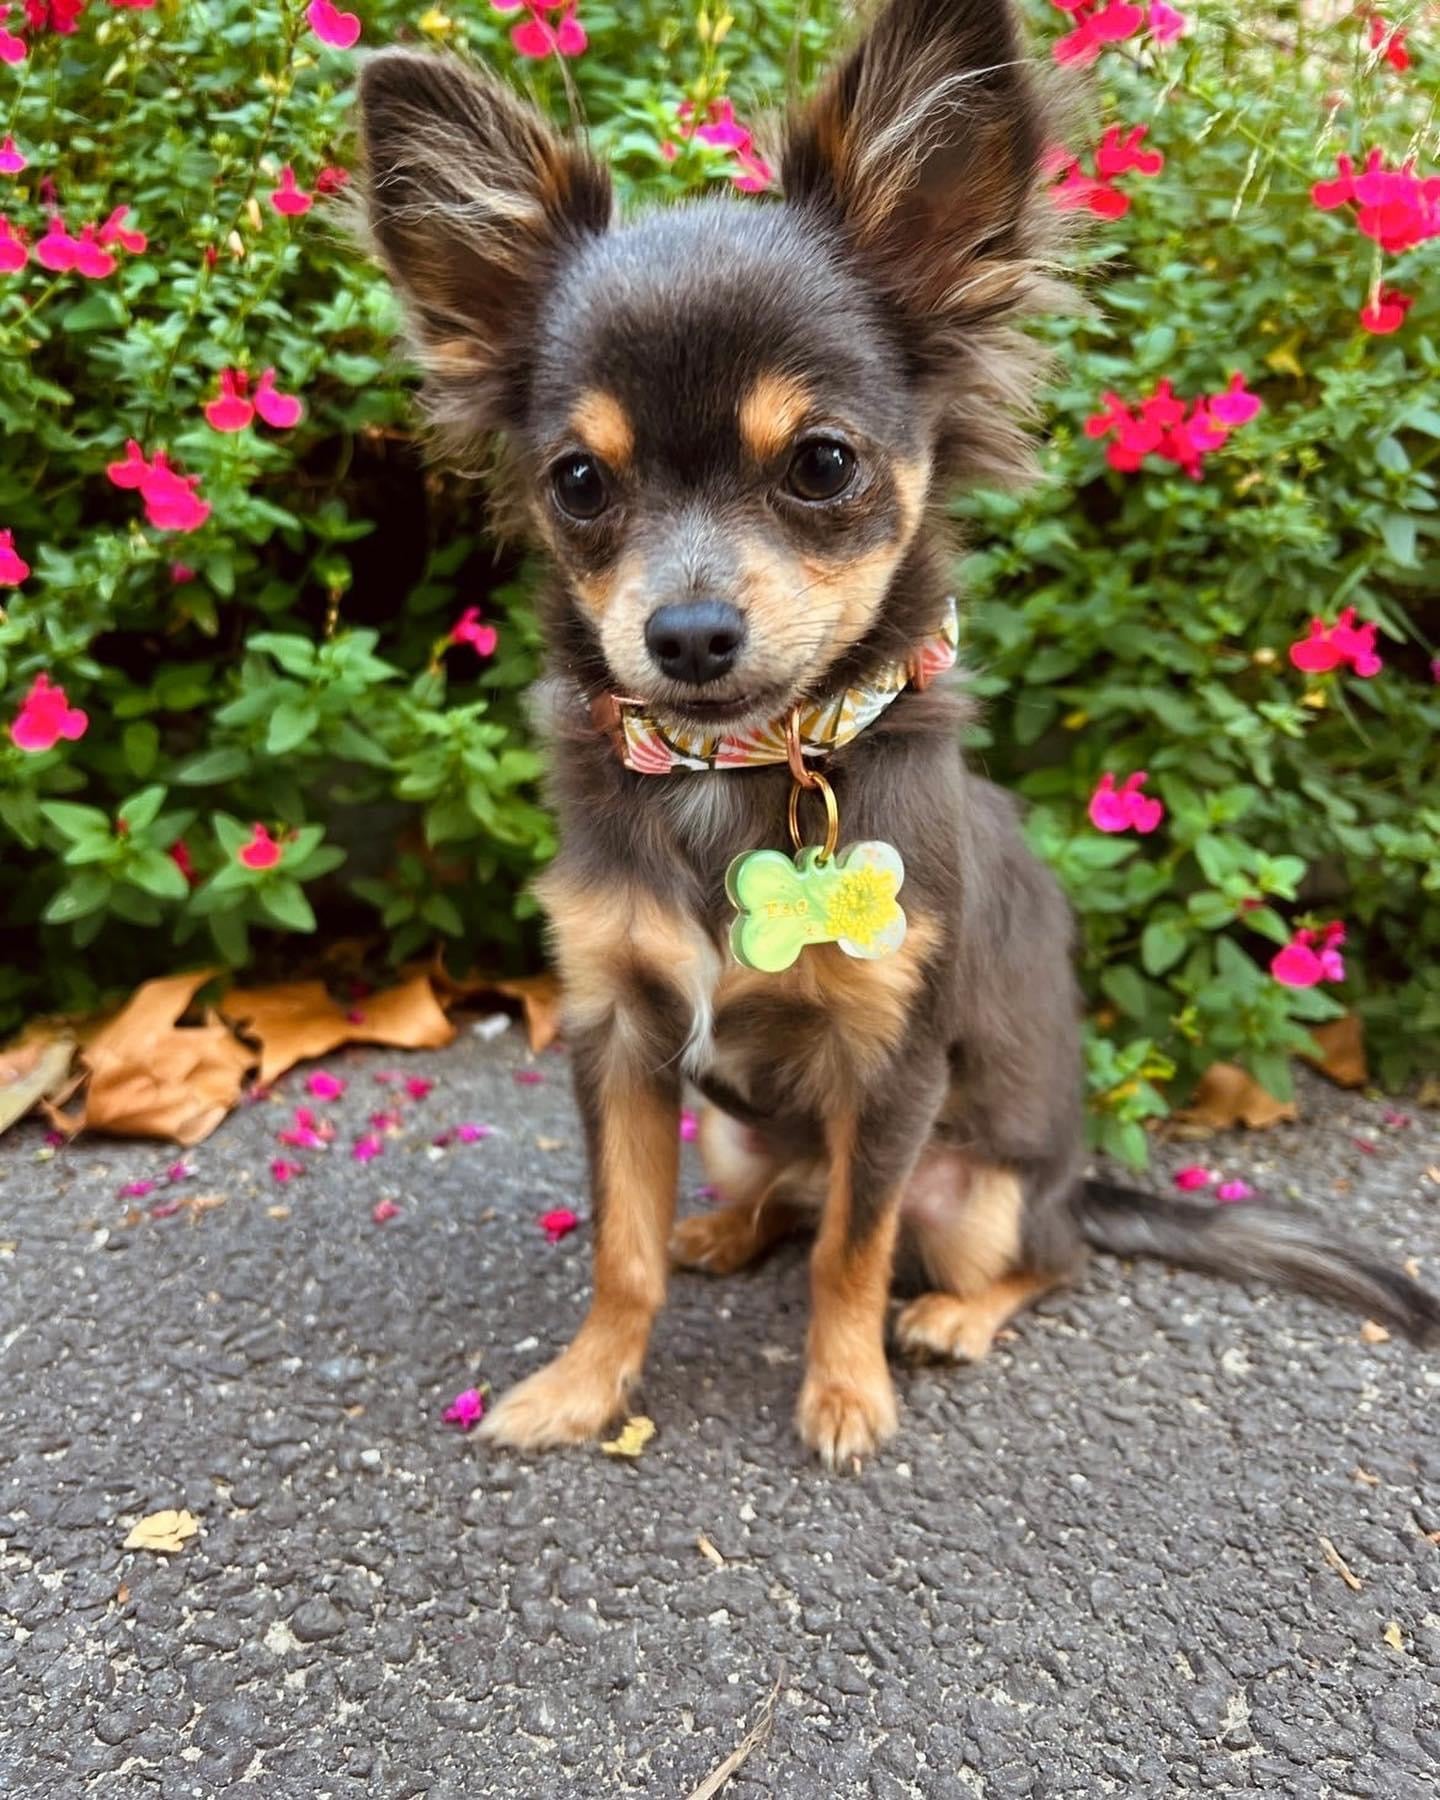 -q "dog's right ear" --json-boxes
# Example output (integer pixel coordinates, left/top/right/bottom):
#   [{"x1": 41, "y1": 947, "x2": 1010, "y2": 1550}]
[{"x1": 358, "y1": 51, "x2": 611, "y2": 440}]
